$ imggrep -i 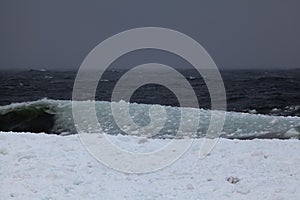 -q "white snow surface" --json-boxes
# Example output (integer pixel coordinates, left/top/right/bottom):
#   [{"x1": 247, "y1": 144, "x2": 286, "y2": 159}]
[{"x1": 0, "y1": 132, "x2": 300, "y2": 200}]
